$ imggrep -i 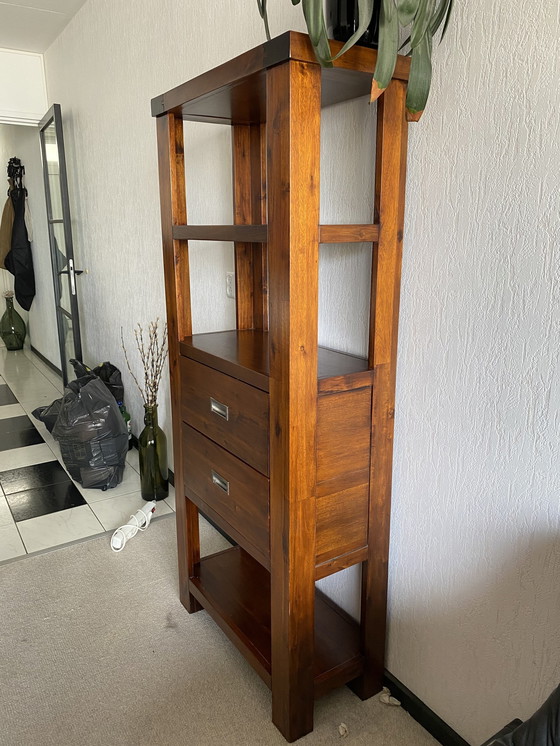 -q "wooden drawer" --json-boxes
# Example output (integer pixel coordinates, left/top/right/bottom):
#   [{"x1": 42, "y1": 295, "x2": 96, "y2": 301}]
[
  {"x1": 183, "y1": 425, "x2": 270, "y2": 566},
  {"x1": 181, "y1": 356, "x2": 269, "y2": 475}
]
